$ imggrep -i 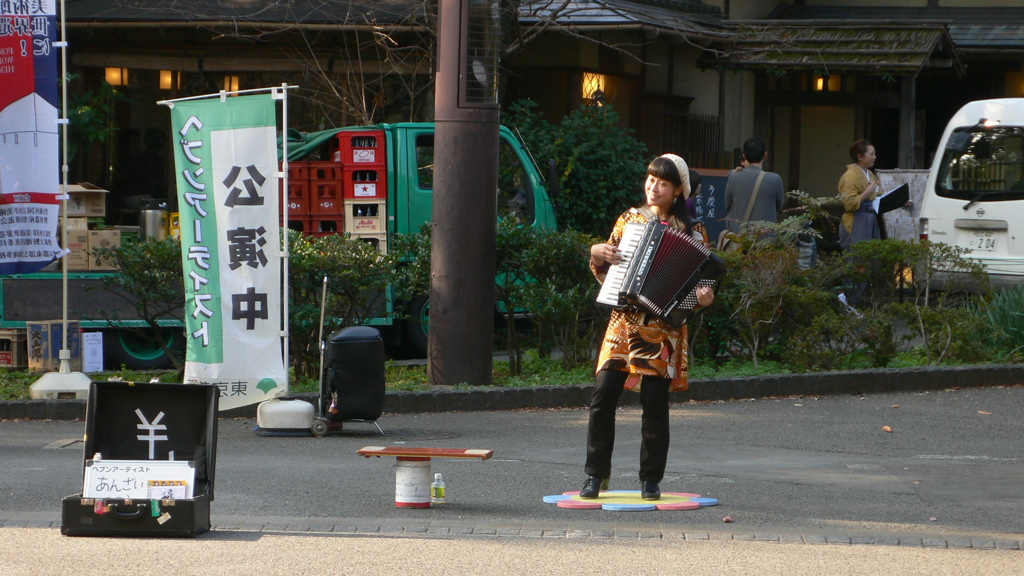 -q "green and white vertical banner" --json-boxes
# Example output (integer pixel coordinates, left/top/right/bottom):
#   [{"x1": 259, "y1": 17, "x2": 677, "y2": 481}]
[{"x1": 167, "y1": 93, "x2": 285, "y2": 411}]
